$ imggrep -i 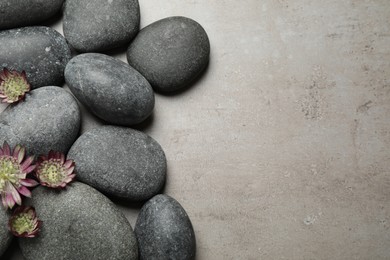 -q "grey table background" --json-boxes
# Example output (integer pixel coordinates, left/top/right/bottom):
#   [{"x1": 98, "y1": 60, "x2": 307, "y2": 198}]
[{"x1": 2, "y1": 0, "x2": 390, "y2": 259}]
